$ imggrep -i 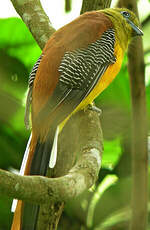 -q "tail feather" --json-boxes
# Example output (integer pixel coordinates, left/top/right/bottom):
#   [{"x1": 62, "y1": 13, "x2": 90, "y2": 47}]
[
  {"x1": 20, "y1": 134, "x2": 32, "y2": 176},
  {"x1": 21, "y1": 128, "x2": 56, "y2": 229},
  {"x1": 30, "y1": 129, "x2": 55, "y2": 175},
  {"x1": 11, "y1": 134, "x2": 32, "y2": 214},
  {"x1": 11, "y1": 201, "x2": 22, "y2": 230},
  {"x1": 49, "y1": 125, "x2": 59, "y2": 168},
  {"x1": 11, "y1": 127, "x2": 57, "y2": 230},
  {"x1": 21, "y1": 203, "x2": 39, "y2": 230}
]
